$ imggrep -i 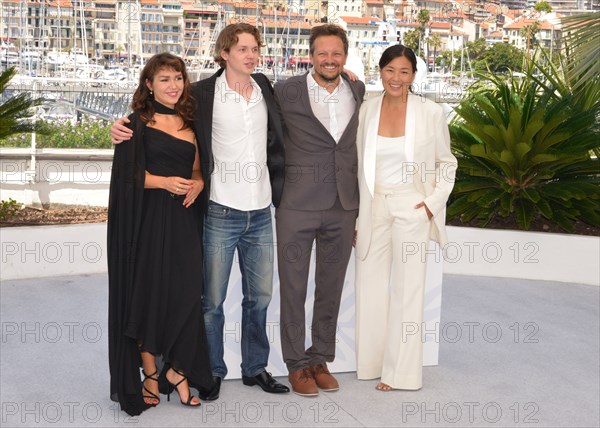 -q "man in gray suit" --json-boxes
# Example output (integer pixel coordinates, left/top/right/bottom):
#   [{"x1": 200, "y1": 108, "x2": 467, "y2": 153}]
[{"x1": 274, "y1": 24, "x2": 365, "y2": 396}]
